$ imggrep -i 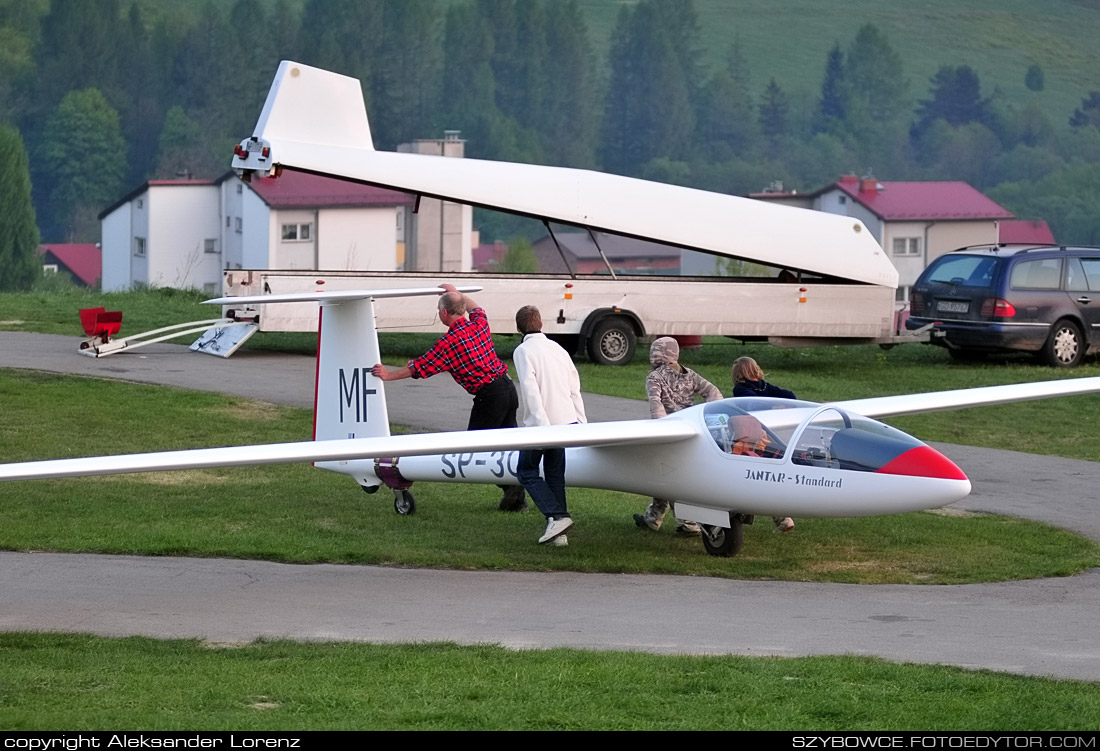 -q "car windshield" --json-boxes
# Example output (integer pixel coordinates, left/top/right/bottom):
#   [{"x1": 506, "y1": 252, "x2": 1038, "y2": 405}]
[{"x1": 924, "y1": 255, "x2": 999, "y2": 287}]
